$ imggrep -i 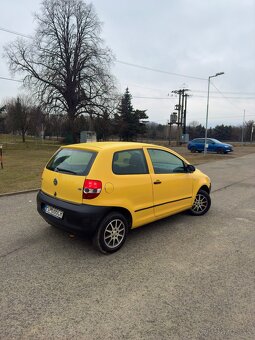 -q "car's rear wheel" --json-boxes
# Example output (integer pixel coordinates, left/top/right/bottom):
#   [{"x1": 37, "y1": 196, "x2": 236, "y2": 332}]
[
  {"x1": 190, "y1": 147, "x2": 196, "y2": 153},
  {"x1": 93, "y1": 212, "x2": 128, "y2": 254},
  {"x1": 190, "y1": 190, "x2": 211, "y2": 216}
]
